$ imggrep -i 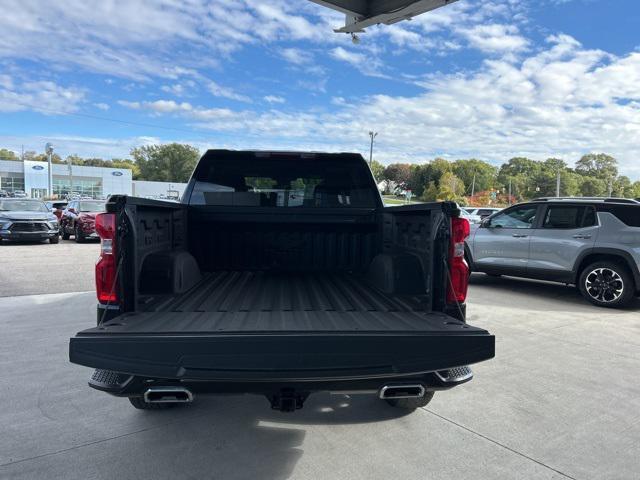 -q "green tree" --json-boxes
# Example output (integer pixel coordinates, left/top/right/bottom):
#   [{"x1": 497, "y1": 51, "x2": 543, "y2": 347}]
[
  {"x1": 111, "y1": 158, "x2": 141, "y2": 179},
  {"x1": 369, "y1": 160, "x2": 385, "y2": 182},
  {"x1": 631, "y1": 181, "x2": 640, "y2": 199},
  {"x1": 0, "y1": 148, "x2": 19, "y2": 160},
  {"x1": 612, "y1": 175, "x2": 633, "y2": 198},
  {"x1": 131, "y1": 143, "x2": 200, "y2": 182},
  {"x1": 452, "y1": 159, "x2": 497, "y2": 195},
  {"x1": 437, "y1": 172, "x2": 465, "y2": 203},
  {"x1": 579, "y1": 177, "x2": 607, "y2": 197},
  {"x1": 421, "y1": 181, "x2": 438, "y2": 202},
  {"x1": 498, "y1": 157, "x2": 540, "y2": 200},
  {"x1": 575, "y1": 153, "x2": 618, "y2": 181}
]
